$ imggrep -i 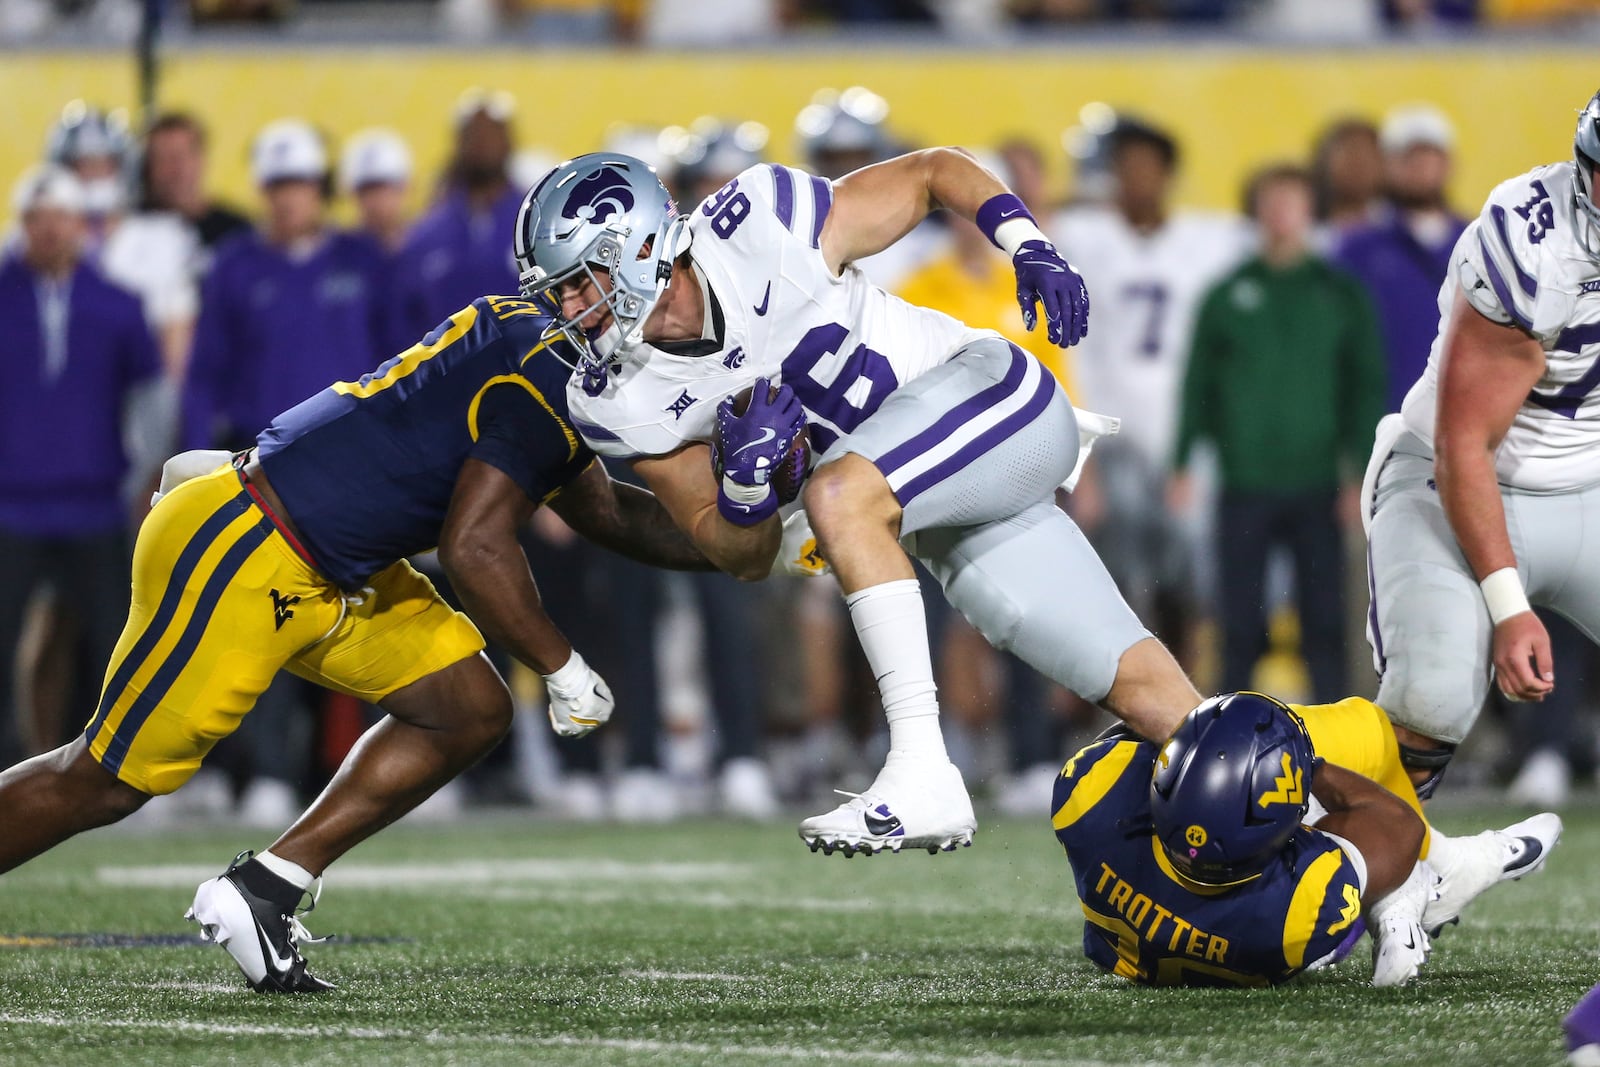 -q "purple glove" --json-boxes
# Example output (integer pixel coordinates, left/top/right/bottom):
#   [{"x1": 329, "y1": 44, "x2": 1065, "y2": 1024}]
[
  {"x1": 1014, "y1": 239, "x2": 1091, "y2": 348},
  {"x1": 712, "y1": 377, "x2": 806, "y2": 527}
]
